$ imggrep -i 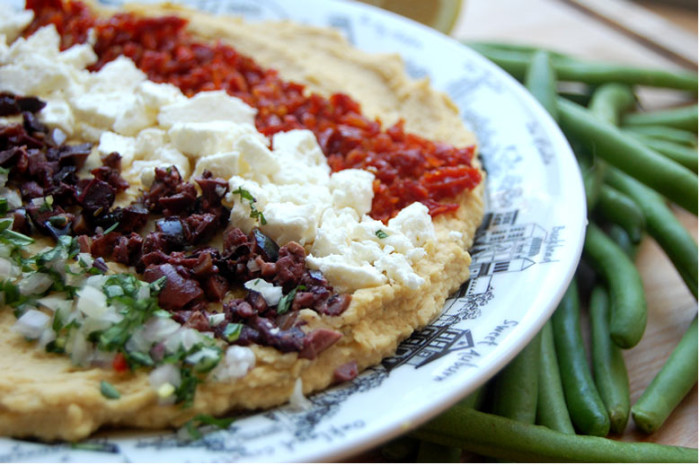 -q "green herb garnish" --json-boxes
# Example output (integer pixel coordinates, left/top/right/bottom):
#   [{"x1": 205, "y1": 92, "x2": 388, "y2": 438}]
[
  {"x1": 102, "y1": 222, "x2": 120, "y2": 234},
  {"x1": 181, "y1": 414, "x2": 236, "y2": 441},
  {"x1": 375, "y1": 229, "x2": 389, "y2": 239},
  {"x1": 232, "y1": 187, "x2": 267, "y2": 225},
  {"x1": 222, "y1": 323, "x2": 243, "y2": 342},
  {"x1": 99, "y1": 380, "x2": 121, "y2": 399},
  {"x1": 277, "y1": 285, "x2": 306, "y2": 315}
]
